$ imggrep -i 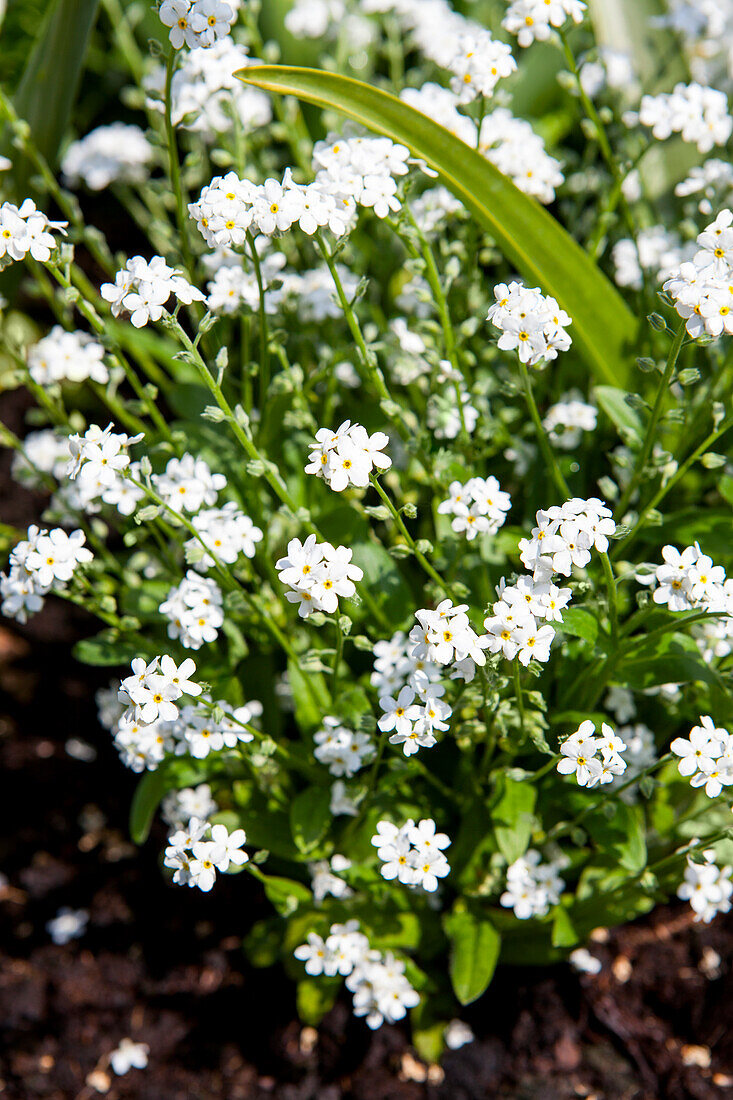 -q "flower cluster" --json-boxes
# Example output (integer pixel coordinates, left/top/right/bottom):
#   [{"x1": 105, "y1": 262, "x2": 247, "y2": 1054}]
[
  {"x1": 671, "y1": 716, "x2": 733, "y2": 798},
  {"x1": 149, "y1": 39, "x2": 271, "y2": 141},
  {"x1": 518, "y1": 498, "x2": 616, "y2": 580},
  {"x1": 483, "y1": 574, "x2": 571, "y2": 665},
  {"x1": 378, "y1": 675, "x2": 451, "y2": 756},
  {"x1": 371, "y1": 629, "x2": 442, "y2": 697},
  {"x1": 637, "y1": 542, "x2": 728, "y2": 613},
  {"x1": 0, "y1": 198, "x2": 67, "y2": 264},
  {"x1": 677, "y1": 850, "x2": 733, "y2": 923},
  {"x1": 411, "y1": 599, "x2": 488, "y2": 677},
  {"x1": 0, "y1": 525, "x2": 93, "y2": 624},
  {"x1": 101, "y1": 255, "x2": 204, "y2": 328},
  {"x1": 479, "y1": 108, "x2": 565, "y2": 204},
  {"x1": 663, "y1": 209, "x2": 733, "y2": 338},
  {"x1": 446, "y1": 30, "x2": 516, "y2": 103},
  {"x1": 185, "y1": 504, "x2": 263, "y2": 570},
  {"x1": 639, "y1": 82, "x2": 733, "y2": 154},
  {"x1": 276, "y1": 534, "x2": 363, "y2": 618},
  {"x1": 557, "y1": 720, "x2": 628, "y2": 788},
  {"x1": 487, "y1": 281, "x2": 573, "y2": 366},
  {"x1": 313, "y1": 716, "x2": 374, "y2": 776},
  {"x1": 500, "y1": 850, "x2": 566, "y2": 919},
  {"x1": 61, "y1": 124, "x2": 153, "y2": 191},
  {"x1": 310, "y1": 854, "x2": 353, "y2": 903},
  {"x1": 312, "y1": 133, "x2": 410, "y2": 221},
  {"x1": 164, "y1": 818, "x2": 248, "y2": 892},
  {"x1": 502, "y1": 0, "x2": 586, "y2": 48},
  {"x1": 543, "y1": 397, "x2": 597, "y2": 450},
  {"x1": 159, "y1": 0, "x2": 235, "y2": 50},
  {"x1": 27, "y1": 326, "x2": 108, "y2": 387},
  {"x1": 305, "y1": 420, "x2": 392, "y2": 491},
  {"x1": 159, "y1": 571, "x2": 224, "y2": 649},
  {"x1": 294, "y1": 920, "x2": 419, "y2": 1029},
  {"x1": 113, "y1": 695, "x2": 258, "y2": 771},
  {"x1": 67, "y1": 422, "x2": 142, "y2": 483},
  {"x1": 437, "y1": 475, "x2": 511, "y2": 541},
  {"x1": 371, "y1": 818, "x2": 451, "y2": 892},
  {"x1": 154, "y1": 453, "x2": 227, "y2": 514},
  {"x1": 161, "y1": 783, "x2": 219, "y2": 827},
  {"x1": 118, "y1": 654, "x2": 202, "y2": 725}
]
